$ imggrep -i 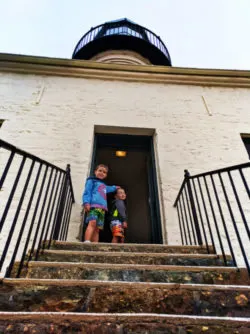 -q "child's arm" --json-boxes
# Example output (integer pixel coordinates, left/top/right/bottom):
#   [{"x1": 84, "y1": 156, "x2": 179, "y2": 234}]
[
  {"x1": 82, "y1": 179, "x2": 93, "y2": 211},
  {"x1": 106, "y1": 185, "x2": 118, "y2": 193}
]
